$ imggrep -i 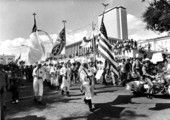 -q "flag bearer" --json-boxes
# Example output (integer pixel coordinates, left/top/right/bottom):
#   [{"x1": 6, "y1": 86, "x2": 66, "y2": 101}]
[
  {"x1": 32, "y1": 61, "x2": 45, "y2": 104},
  {"x1": 80, "y1": 59, "x2": 94, "y2": 112}
]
